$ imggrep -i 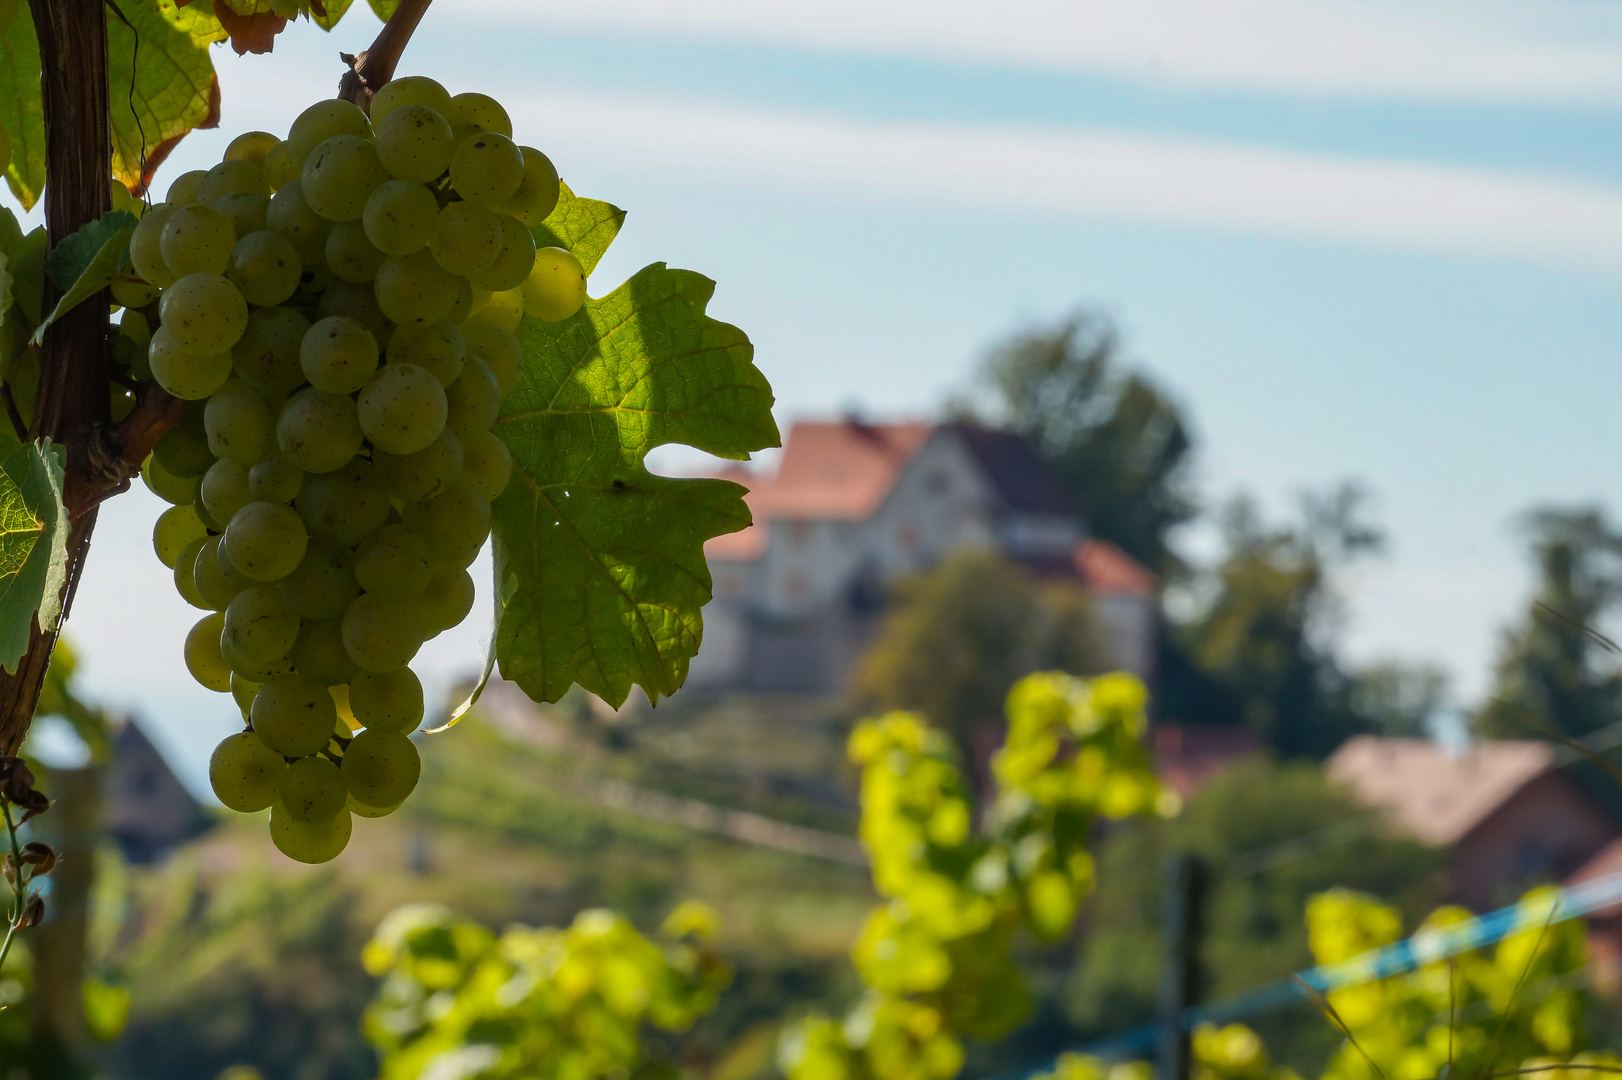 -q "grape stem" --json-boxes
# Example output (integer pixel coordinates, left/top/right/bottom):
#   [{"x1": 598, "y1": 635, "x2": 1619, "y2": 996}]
[{"x1": 337, "y1": 0, "x2": 434, "y2": 106}]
